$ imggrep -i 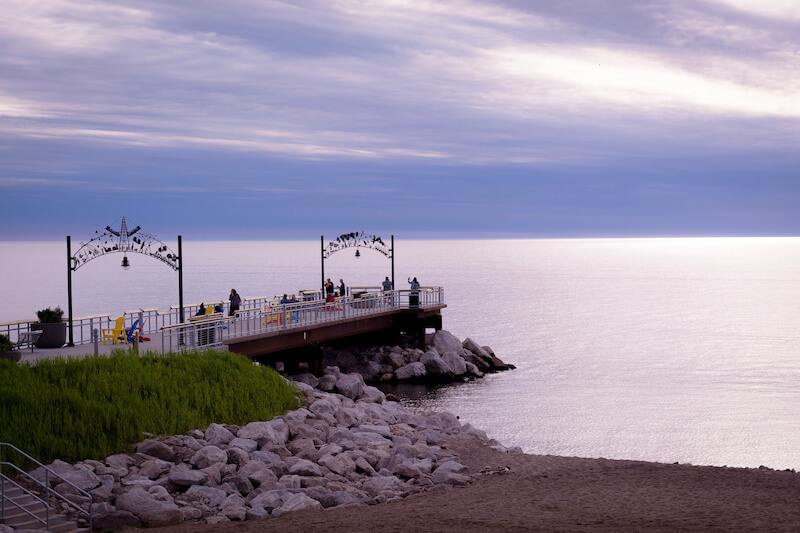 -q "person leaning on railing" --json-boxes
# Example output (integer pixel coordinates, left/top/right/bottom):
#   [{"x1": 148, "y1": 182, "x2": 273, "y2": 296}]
[{"x1": 408, "y1": 277, "x2": 420, "y2": 307}]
